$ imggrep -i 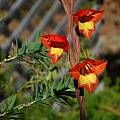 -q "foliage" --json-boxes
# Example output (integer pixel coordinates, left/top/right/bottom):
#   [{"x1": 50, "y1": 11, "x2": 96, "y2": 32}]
[
  {"x1": 23, "y1": 87, "x2": 120, "y2": 120},
  {"x1": 0, "y1": 60, "x2": 75, "y2": 120},
  {"x1": 17, "y1": 40, "x2": 50, "y2": 67}
]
